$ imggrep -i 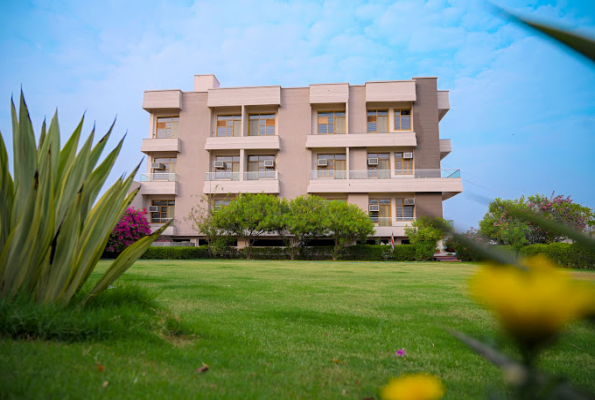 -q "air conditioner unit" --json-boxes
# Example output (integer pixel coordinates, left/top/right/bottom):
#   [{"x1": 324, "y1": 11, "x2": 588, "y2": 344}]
[
  {"x1": 317, "y1": 159, "x2": 328, "y2": 167},
  {"x1": 404, "y1": 198, "x2": 415, "y2": 205},
  {"x1": 149, "y1": 206, "x2": 159, "y2": 212},
  {"x1": 214, "y1": 161, "x2": 226, "y2": 169},
  {"x1": 151, "y1": 162, "x2": 164, "y2": 170},
  {"x1": 403, "y1": 152, "x2": 413, "y2": 159},
  {"x1": 263, "y1": 160, "x2": 275, "y2": 168},
  {"x1": 369, "y1": 205, "x2": 380, "y2": 212},
  {"x1": 367, "y1": 158, "x2": 379, "y2": 166}
]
